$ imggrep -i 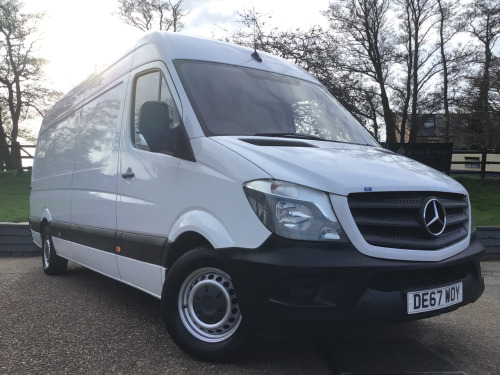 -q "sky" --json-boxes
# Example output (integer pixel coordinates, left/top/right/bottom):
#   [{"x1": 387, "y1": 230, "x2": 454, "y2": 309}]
[
  {"x1": 24, "y1": 0, "x2": 331, "y2": 94},
  {"x1": 15, "y1": 0, "x2": 332, "y2": 150}
]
